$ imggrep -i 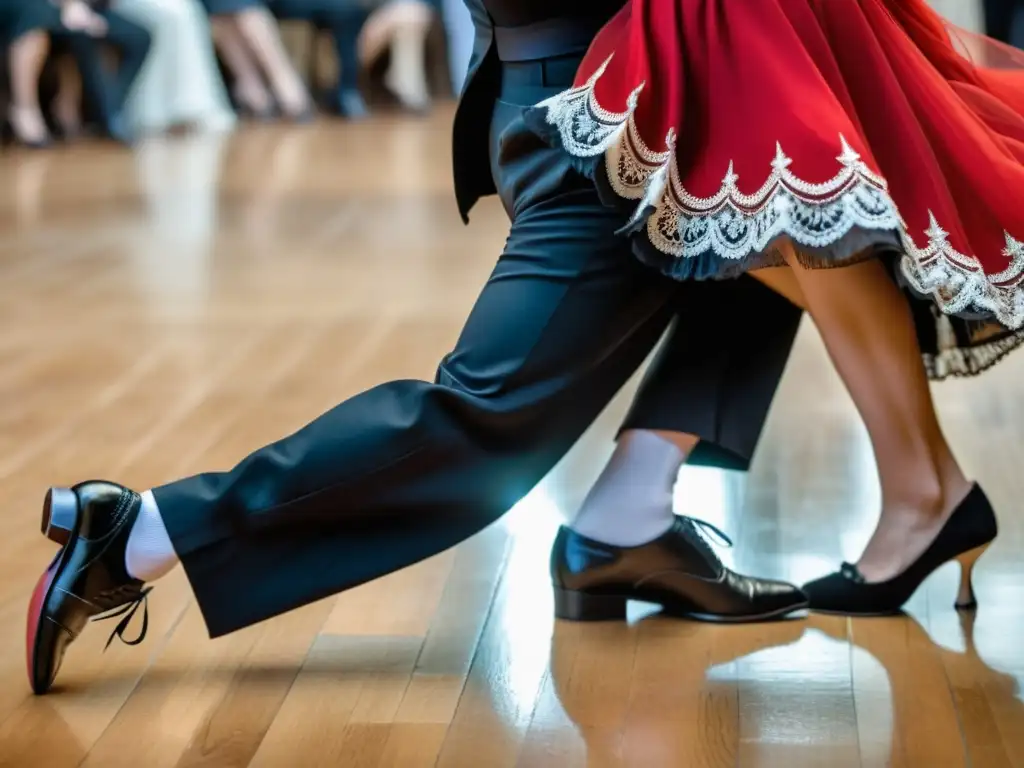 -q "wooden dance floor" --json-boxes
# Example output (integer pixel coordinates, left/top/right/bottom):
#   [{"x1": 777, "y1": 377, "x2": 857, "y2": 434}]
[{"x1": 1, "y1": 111, "x2": 1023, "y2": 767}]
